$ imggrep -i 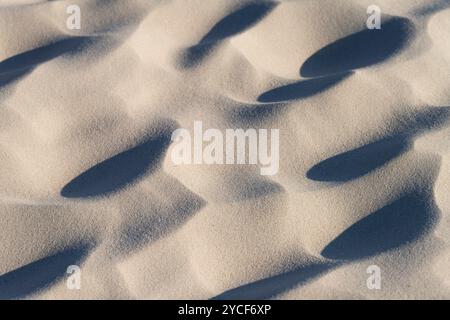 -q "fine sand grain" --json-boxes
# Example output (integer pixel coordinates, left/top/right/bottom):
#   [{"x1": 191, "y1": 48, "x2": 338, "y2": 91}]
[{"x1": 0, "y1": 0, "x2": 449, "y2": 299}]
